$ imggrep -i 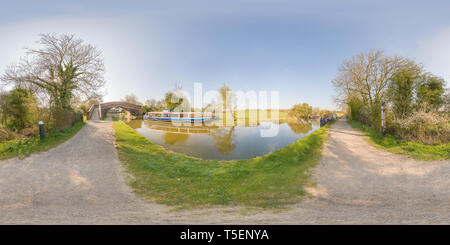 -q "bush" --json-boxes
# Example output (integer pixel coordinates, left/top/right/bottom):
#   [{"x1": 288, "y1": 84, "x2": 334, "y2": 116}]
[
  {"x1": 0, "y1": 124, "x2": 20, "y2": 142},
  {"x1": 289, "y1": 103, "x2": 312, "y2": 120},
  {"x1": 0, "y1": 122, "x2": 85, "y2": 159},
  {"x1": 347, "y1": 97, "x2": 368, "y2": 122},
  {"x1": 390, "y1": 111, "x2": 449, "y2": 144},
  {"x1": 0, "y1": 88, "x2": 38, "y2": 132},
  {"x1": 47, "y1": 107, "x2": 84, "y2": 132}
]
